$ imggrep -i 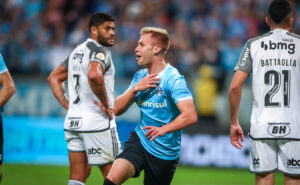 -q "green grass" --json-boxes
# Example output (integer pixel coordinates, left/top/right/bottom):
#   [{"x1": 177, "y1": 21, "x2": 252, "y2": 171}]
[{"x1": 2, "y1": 164, "x2": 284, "y2": 185}]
